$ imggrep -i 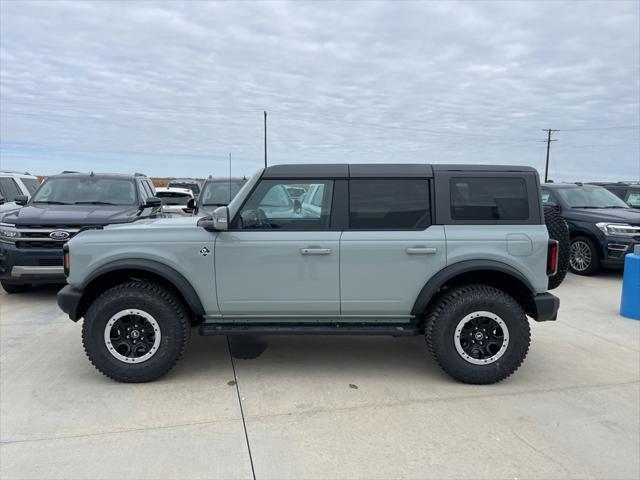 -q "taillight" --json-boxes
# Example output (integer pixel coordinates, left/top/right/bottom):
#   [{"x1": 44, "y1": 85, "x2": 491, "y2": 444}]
[
  {"x1": 547, "y1": 240, "x2": 559, "y2": 276},
  {"x1": 182, "y1": 208, "x2": 194, "y2": 214},
  {"x1": 63, "y1": 245, "x2": 70, "y2": 277}
]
